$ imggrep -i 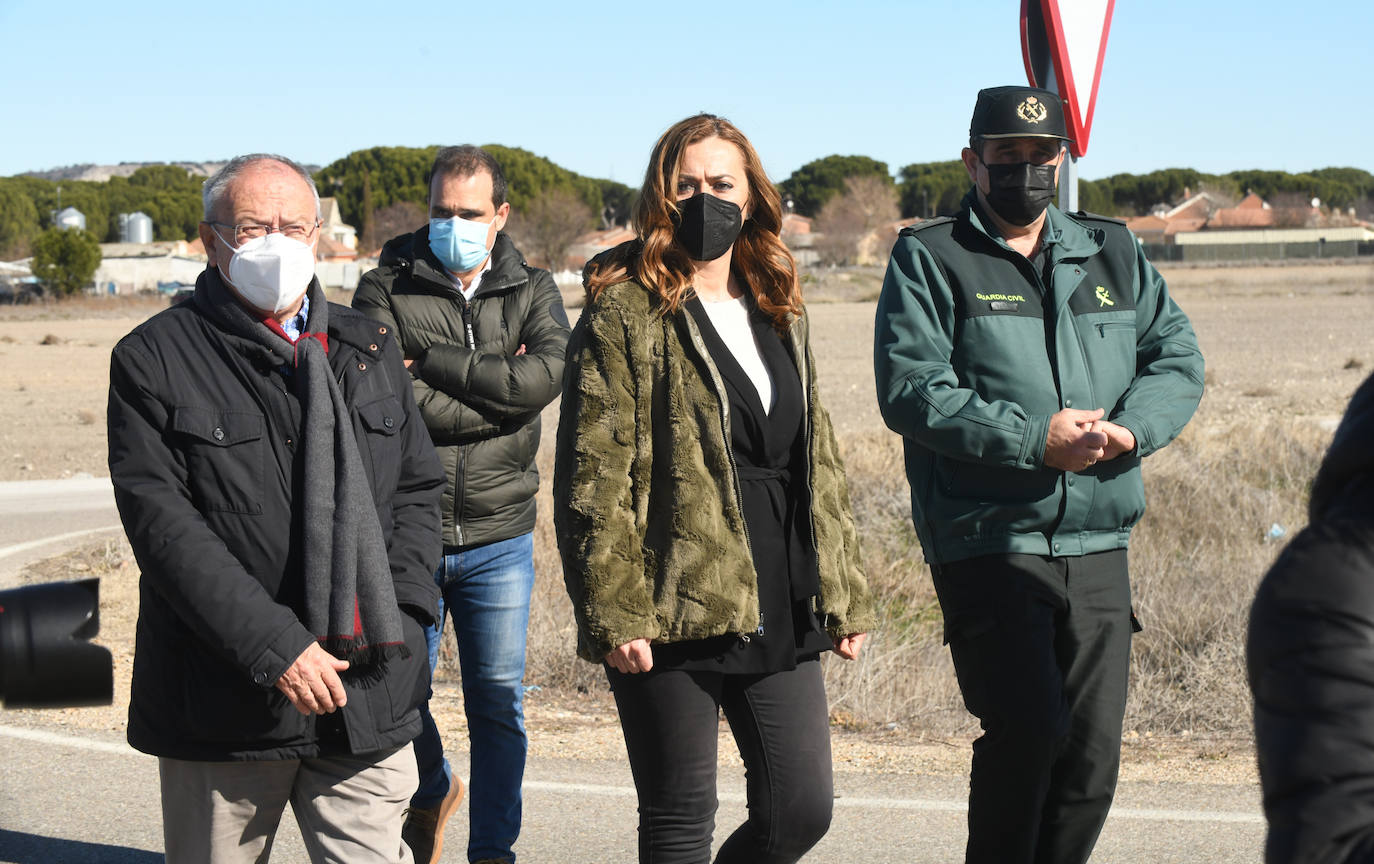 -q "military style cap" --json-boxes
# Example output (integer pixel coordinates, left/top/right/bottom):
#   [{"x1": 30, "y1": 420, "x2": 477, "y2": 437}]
[{"x1": 969, "y1": 86, "x2": 1071, "y2": 141}]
